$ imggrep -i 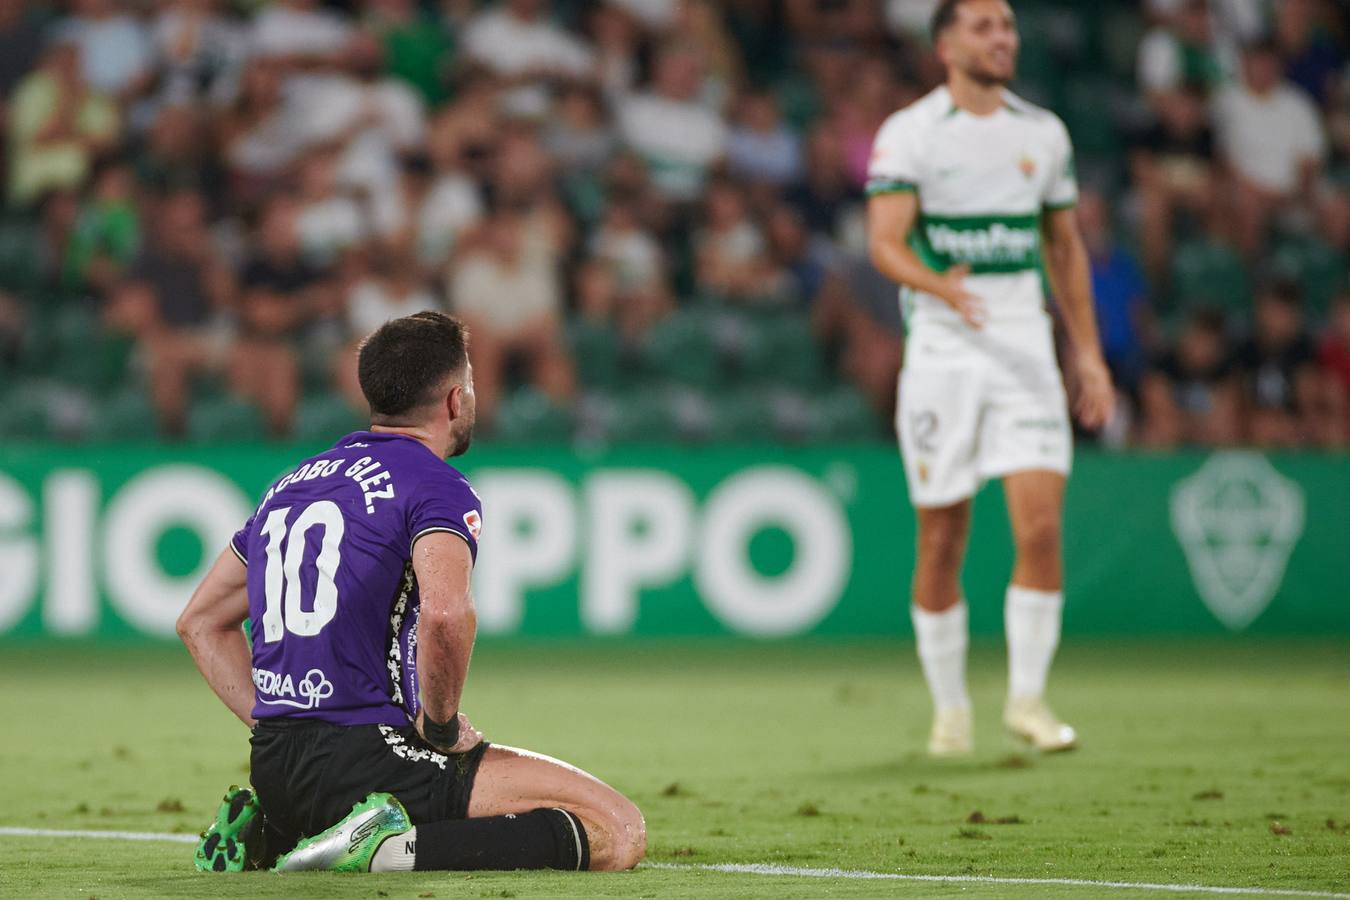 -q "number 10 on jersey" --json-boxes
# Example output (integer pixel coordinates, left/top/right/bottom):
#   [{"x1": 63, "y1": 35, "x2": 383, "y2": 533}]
[{"x1": 258, "y1": 501, "x2": 347, "y2": 642}]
